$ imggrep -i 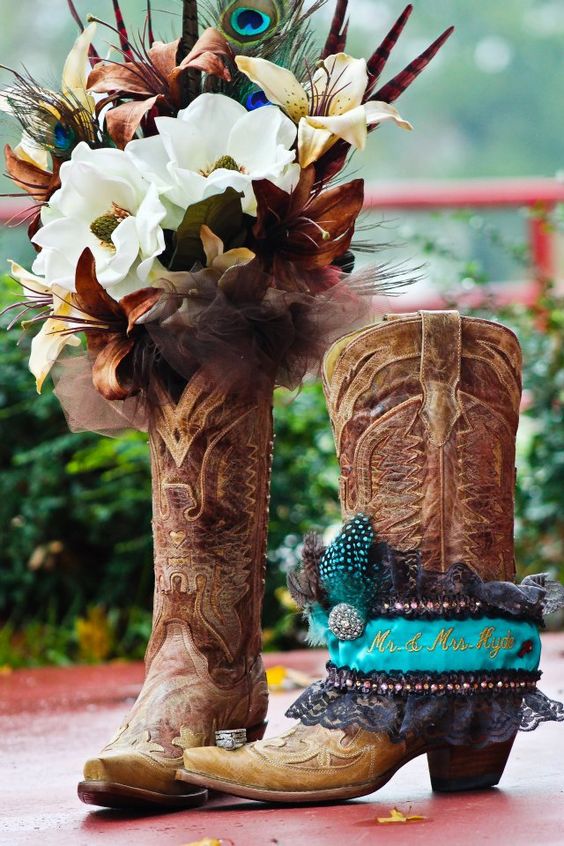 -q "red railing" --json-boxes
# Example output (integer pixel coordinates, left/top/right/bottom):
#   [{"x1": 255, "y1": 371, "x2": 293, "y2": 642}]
[
  {"x1": 364, "y1": 178, "x2": 564, "y2": 305},
  {"x1": 2, "y1": 178, "x2": 563, "y2": 302}
]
